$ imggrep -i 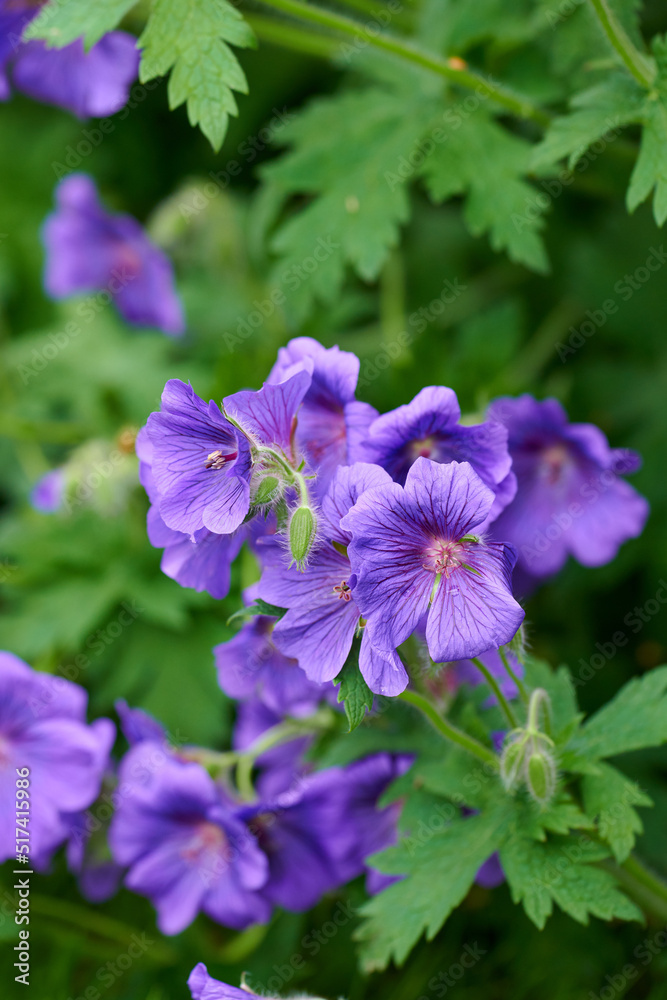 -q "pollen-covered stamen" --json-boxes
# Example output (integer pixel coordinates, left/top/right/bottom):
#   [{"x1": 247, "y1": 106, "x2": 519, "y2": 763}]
[
  {"x1": 423, "y1": 539, "x2": 466, "y2": 578},
  {"x1": 181, "y1": 821, "x2": 231, "y2": 865},
  {"x1": 205, "y1": 448, "x2": 235, "y2": 470},
  {"x1": 333, "y1": 580, "x2": 352, "y2": 601}
]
